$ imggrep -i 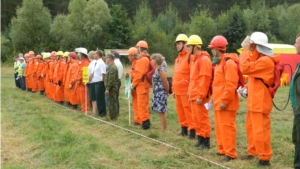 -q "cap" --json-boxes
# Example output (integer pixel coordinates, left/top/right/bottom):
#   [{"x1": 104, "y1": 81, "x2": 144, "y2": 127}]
[{"x1": 105, "y1": 54, "x2": 115, "y2": 59}]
